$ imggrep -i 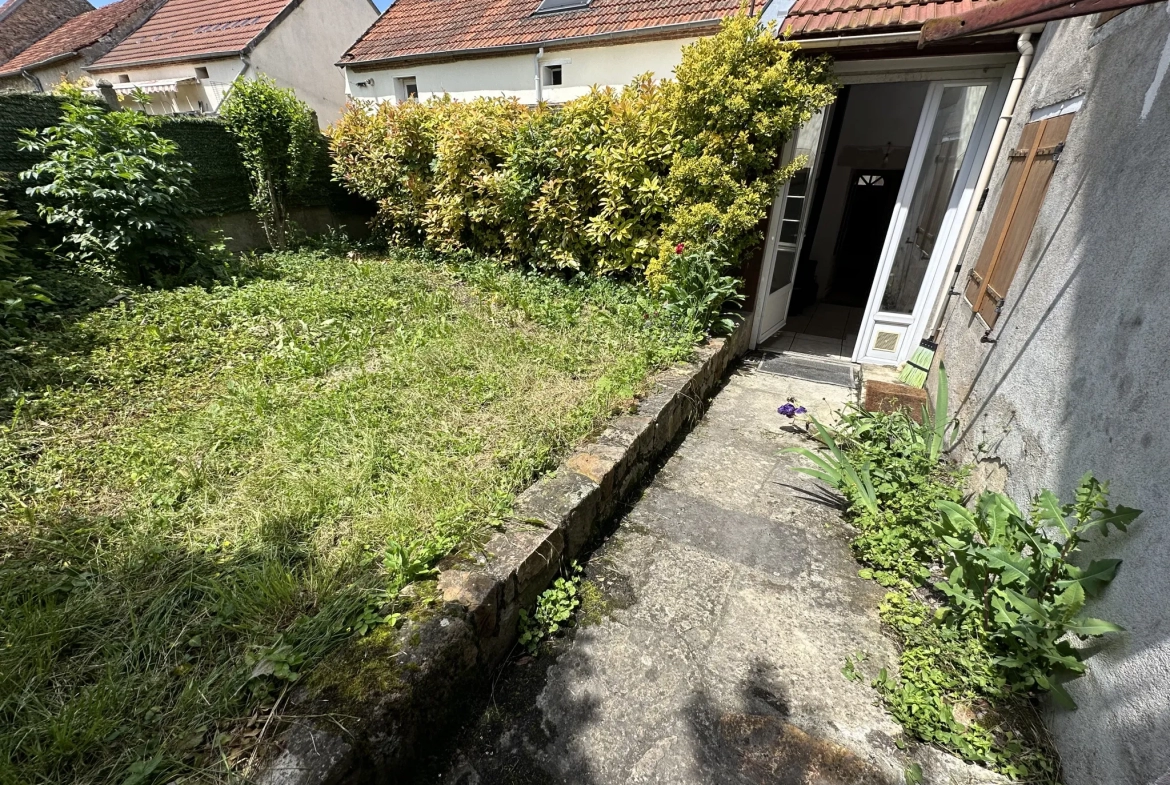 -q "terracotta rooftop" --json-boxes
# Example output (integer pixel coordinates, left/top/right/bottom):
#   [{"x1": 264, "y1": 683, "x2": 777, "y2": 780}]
[
  {"x1": 90, "y1": 0, "x2": 293, "y2": 69},
  {"x1": 778, "y1": 0, "x2": 987, "y2": 37},
  {"x1": 341, "y1": 0, "x2": 742, "y2": 66},
  {"x1": 0, "y1": 0, "x2": 93, "y2": 64},
  {"x1": 0, "y1": 0, "x2": 154, "y2": 75}
]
